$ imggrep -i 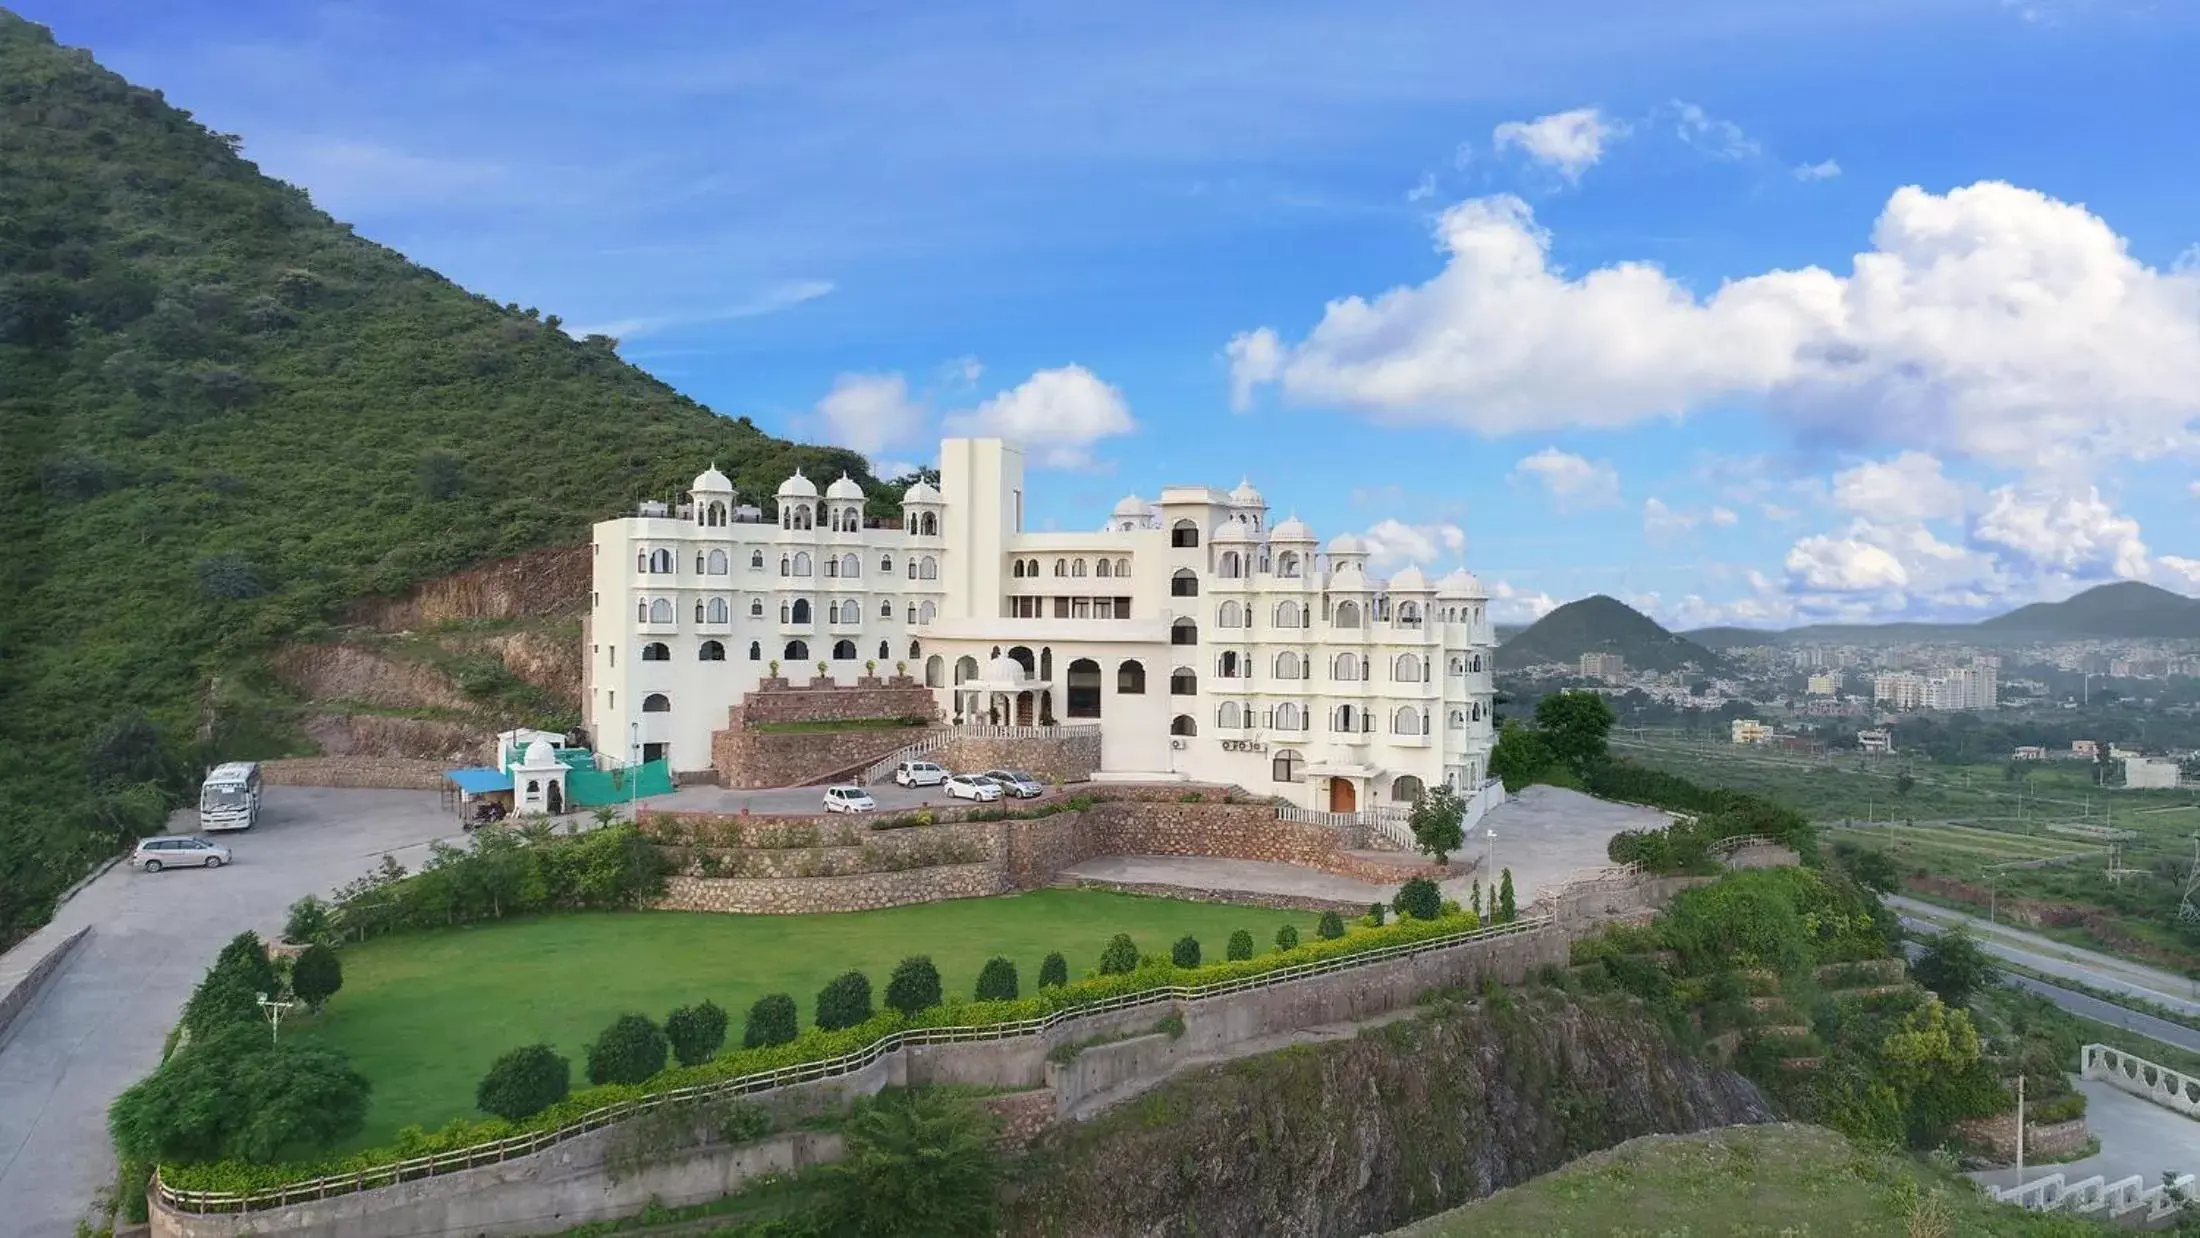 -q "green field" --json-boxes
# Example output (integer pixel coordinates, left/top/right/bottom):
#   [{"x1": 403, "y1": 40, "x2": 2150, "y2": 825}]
[
  {"x1": 1387, "y1": 1123, "x2": 2111, "y2": 1237},
  {"x1": 300, "y1": 890, "x2": 1313, "y2": 1146}
]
